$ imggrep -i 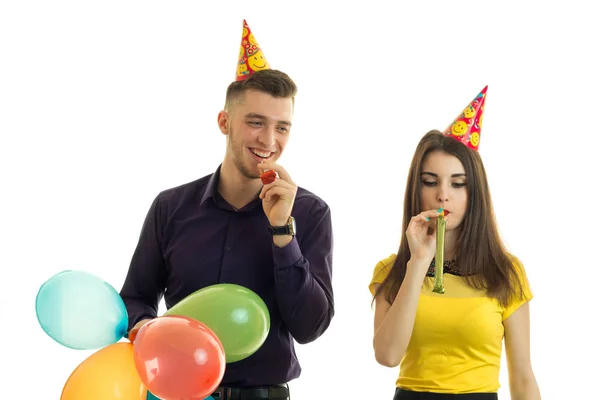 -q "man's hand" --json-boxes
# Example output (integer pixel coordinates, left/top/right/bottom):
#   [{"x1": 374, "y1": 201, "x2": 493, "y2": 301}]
[
  {"x1": 258, "y1": 160, "x2": 297, "y2": 227},
  {"x1": 127, "y1": 318, "x2": 153, "y2": 343}
]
